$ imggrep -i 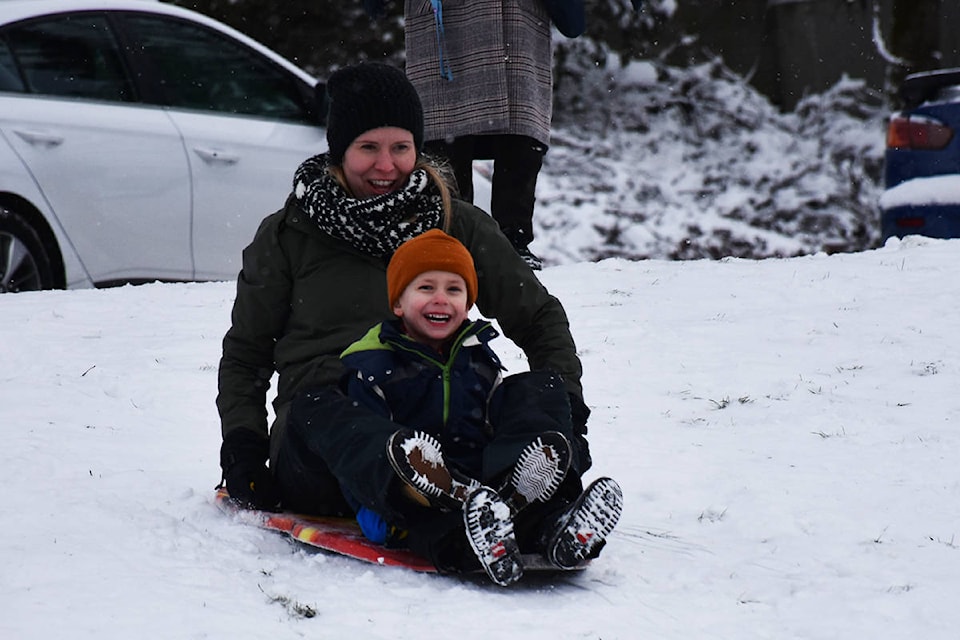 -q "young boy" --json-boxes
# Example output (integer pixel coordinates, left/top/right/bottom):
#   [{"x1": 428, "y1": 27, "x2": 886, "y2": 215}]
[{"x1": 339, "y1": 229, "x2": 622, "y2": 586}]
